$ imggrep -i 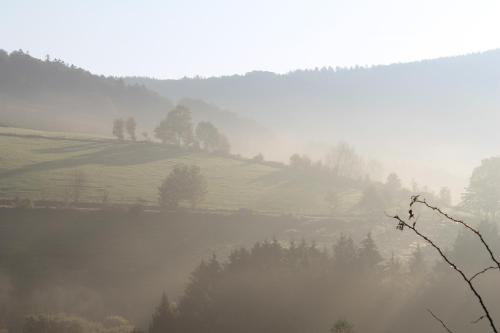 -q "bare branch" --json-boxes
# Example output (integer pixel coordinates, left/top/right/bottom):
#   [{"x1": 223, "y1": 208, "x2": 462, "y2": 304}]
[
  {"x1": 427, "y1": 309, "x2": 455, "y2": 333},
  {"x1": 413, "y1": 197, "x2": 500, "y2": 271},
  {"x1": 391, "y1": 199, "x2": 499, "y2": 333},
  {"x1": 470, "y1": 266, "x2": 500, "y2": 282},
  {"x1": 472, "y1": 315, "x2": 486, "y2": 325}
]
